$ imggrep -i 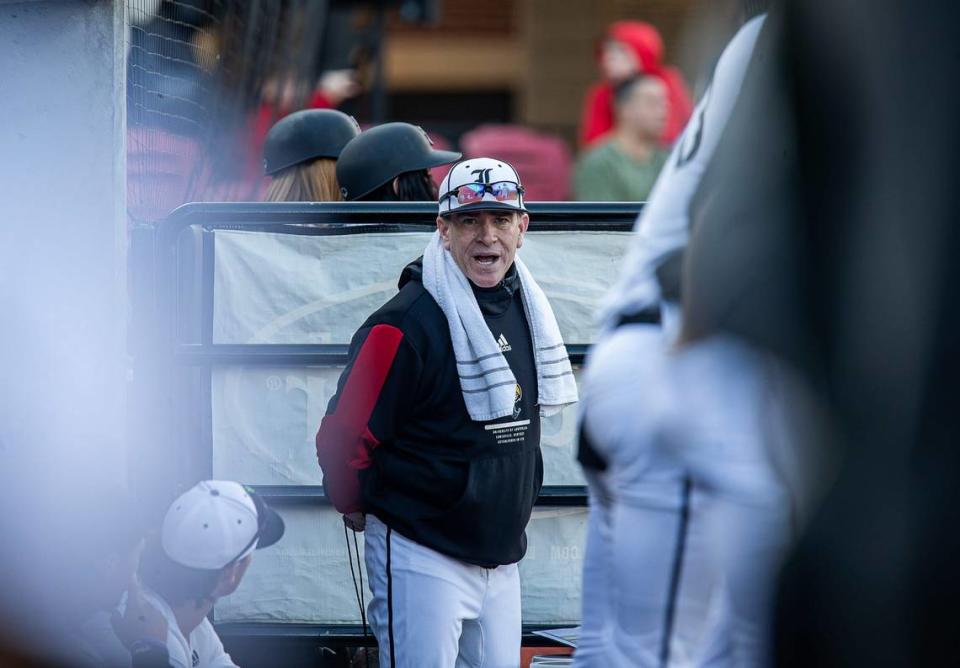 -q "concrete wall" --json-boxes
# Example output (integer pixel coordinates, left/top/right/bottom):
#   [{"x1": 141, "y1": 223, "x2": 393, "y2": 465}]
[{"x1": 0, "y1": 0, "x2": 127, "y2": 485}]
